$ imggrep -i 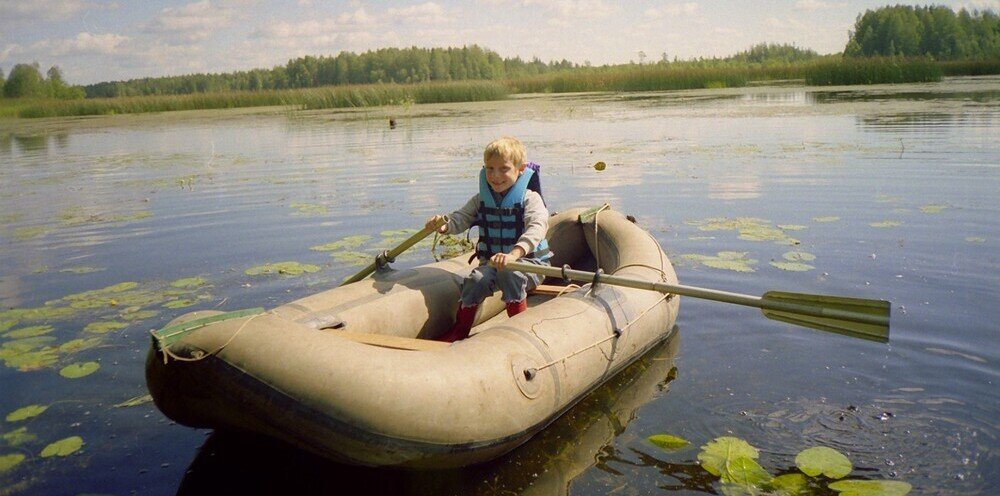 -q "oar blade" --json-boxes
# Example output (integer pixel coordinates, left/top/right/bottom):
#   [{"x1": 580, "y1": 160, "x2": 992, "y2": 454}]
[{"x1": 761, "y1": 291, "x2": 890, "y2": 342}]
